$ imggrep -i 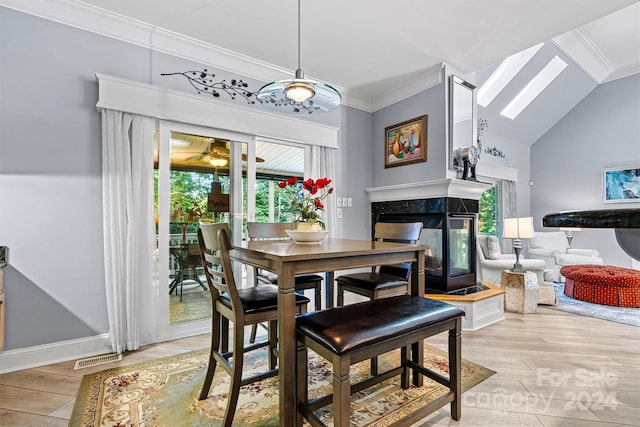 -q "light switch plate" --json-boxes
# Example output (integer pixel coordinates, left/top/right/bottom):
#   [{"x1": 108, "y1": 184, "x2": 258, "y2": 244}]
[
  {"x1": 347, "y1": 198, "x2": 353, "y2": 207},
  {"x1": 336, "y1": 197, "x2": 342, "y2": 207},
  {"x1": 337, "y1": 208, "x2": 343, "y2": 218},
  {"x1": 342, "y1": 197, "x2": 348, "y2": 207}
]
